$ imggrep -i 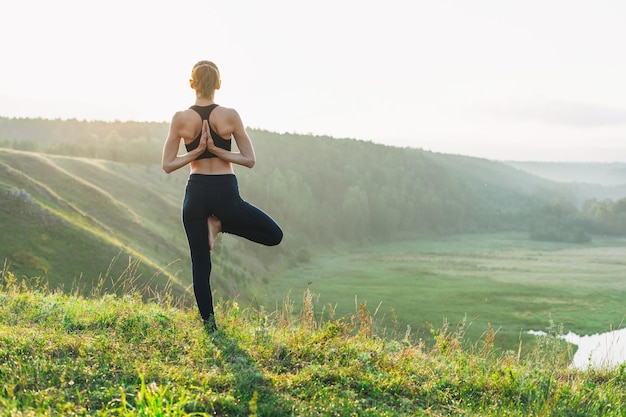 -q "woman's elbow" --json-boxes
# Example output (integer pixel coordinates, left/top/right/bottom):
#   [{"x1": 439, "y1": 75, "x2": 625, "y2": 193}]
[
  {"x1": 244, "y1": 156, "x2": 256, "y2": 168},
  {"x1": 162, "y1": 163, "x2": 174, "y2": 174}
]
